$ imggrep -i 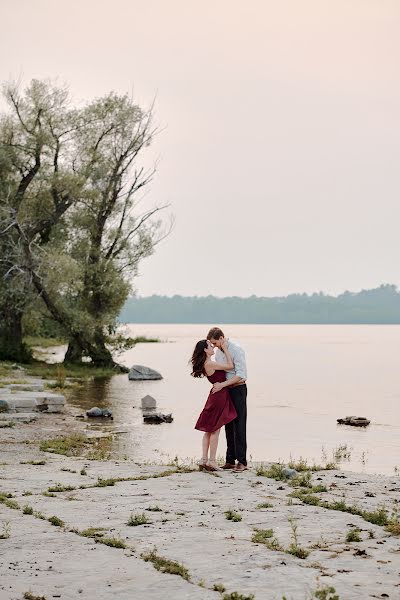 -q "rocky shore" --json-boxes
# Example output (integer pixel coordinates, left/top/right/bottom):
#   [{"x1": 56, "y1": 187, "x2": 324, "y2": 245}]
[{"x1": 0, "y1": 370, "x2": 399, "y2": 600}]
